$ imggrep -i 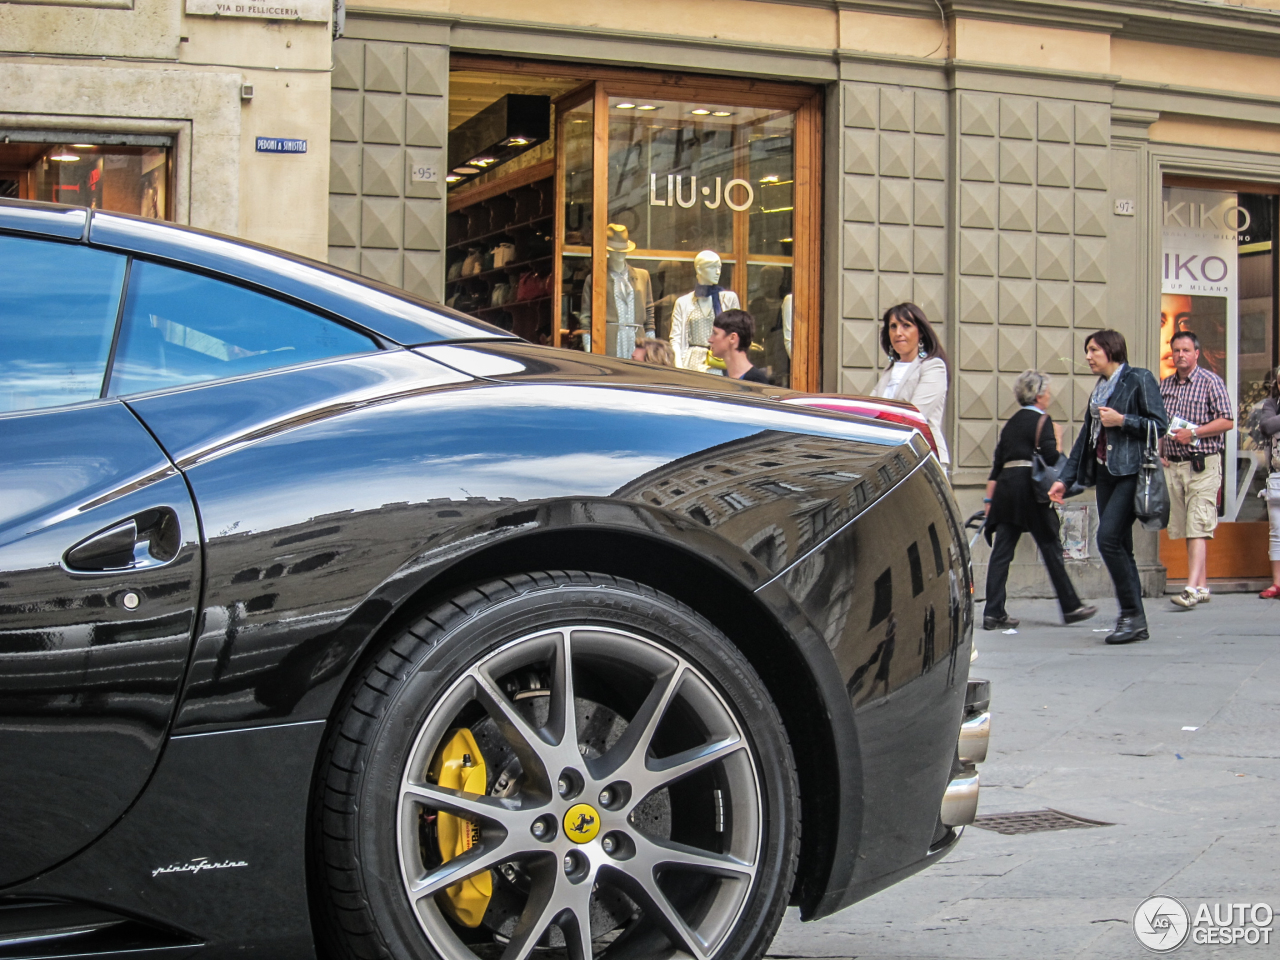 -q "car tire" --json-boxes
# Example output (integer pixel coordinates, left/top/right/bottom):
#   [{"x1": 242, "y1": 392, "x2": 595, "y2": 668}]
[{"x1": 311, "y1": 571, "x2": 799, "y2": 960}]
